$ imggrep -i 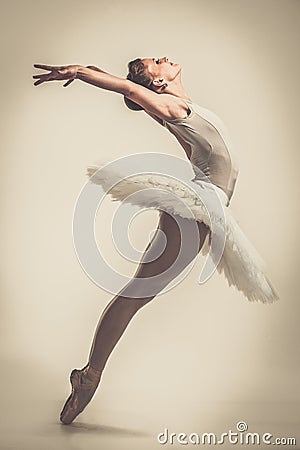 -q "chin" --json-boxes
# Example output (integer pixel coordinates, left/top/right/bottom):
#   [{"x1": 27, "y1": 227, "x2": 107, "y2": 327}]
[{"x1": 174, "y1": 63, "x2": 182, "y2": 75}]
